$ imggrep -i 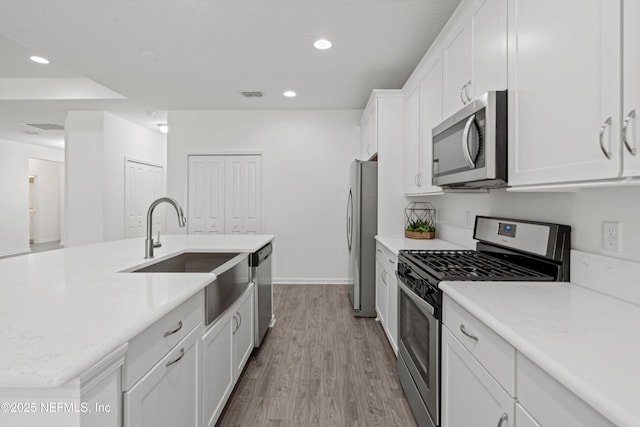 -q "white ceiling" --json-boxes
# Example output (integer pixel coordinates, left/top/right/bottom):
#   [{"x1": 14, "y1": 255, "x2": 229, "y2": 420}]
[{"x1": 0, "y1": 0, "x2": 461, "y2": 147}]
